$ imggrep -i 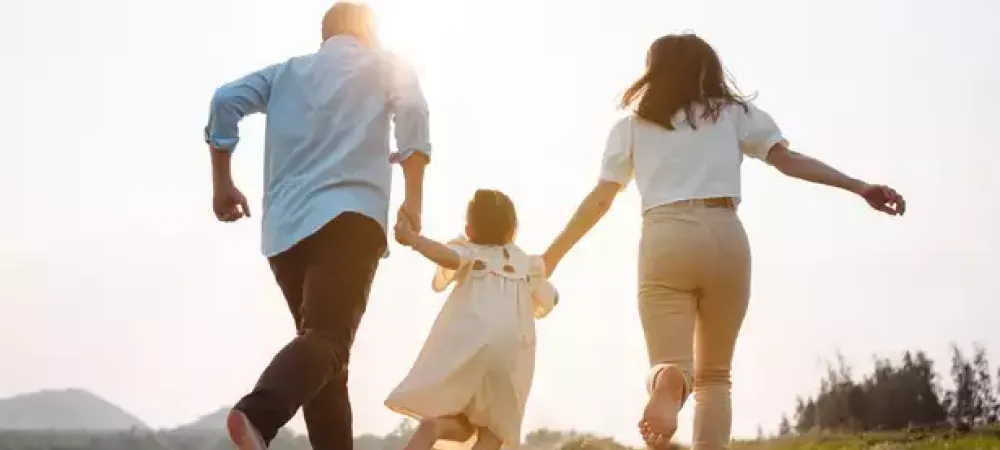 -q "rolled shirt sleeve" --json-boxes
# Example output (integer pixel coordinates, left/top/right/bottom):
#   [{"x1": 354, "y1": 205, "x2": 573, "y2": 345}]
[
  {"x1": 386, "y1": 54, "x2": 432, "y2": 164},
  {"x1": 204, "y1": 64, "x2": 281, "y2": 152}
]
